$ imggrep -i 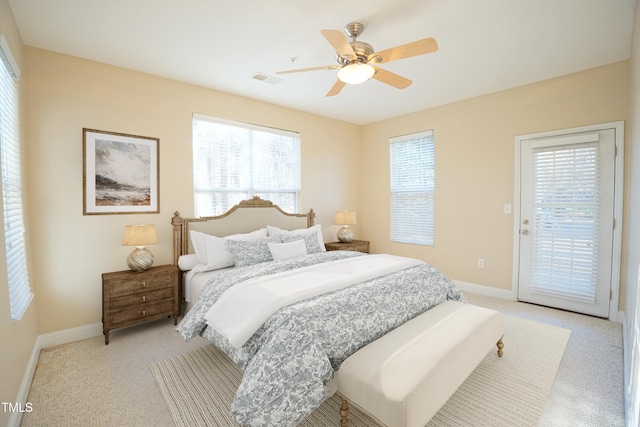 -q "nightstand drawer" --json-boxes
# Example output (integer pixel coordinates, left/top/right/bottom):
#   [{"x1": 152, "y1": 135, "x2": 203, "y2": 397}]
[
  {"x1": 110, "y1": 287, "x2": 174, "y2": 310},
  {"x1": 110, "y1": 299, "x2": 175, "y2": 327},
  {"x1": 107, "y1": 275, "x2": 173, "y2": 295},
  {"x1": 325, "y1": 240, "x2": 370, "y2": 253}
]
